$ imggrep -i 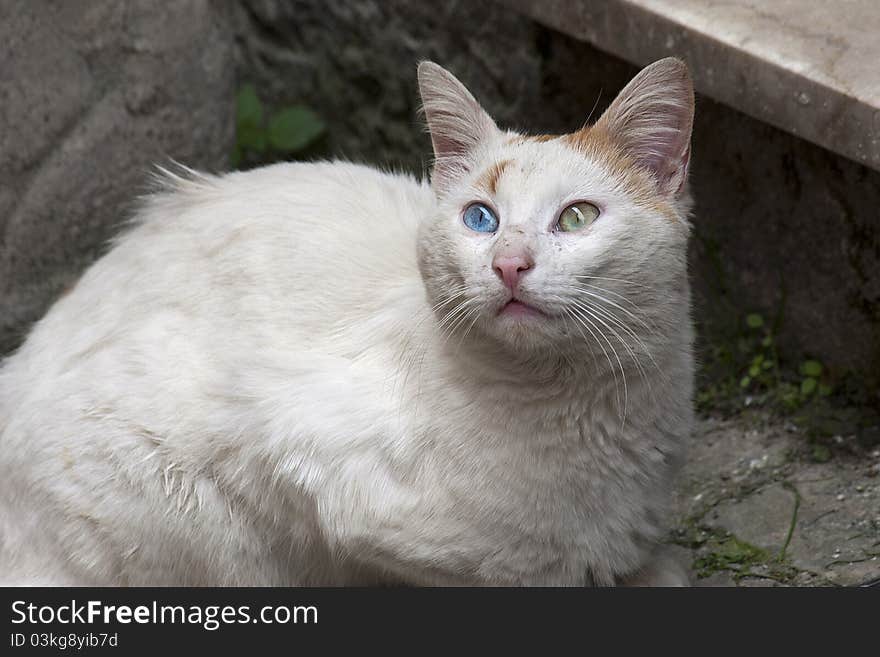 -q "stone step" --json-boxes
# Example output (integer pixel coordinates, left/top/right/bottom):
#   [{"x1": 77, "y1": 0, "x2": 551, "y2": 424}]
[{"x1": 503, "y1": 0, "x2": 880, "y2": 173}]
